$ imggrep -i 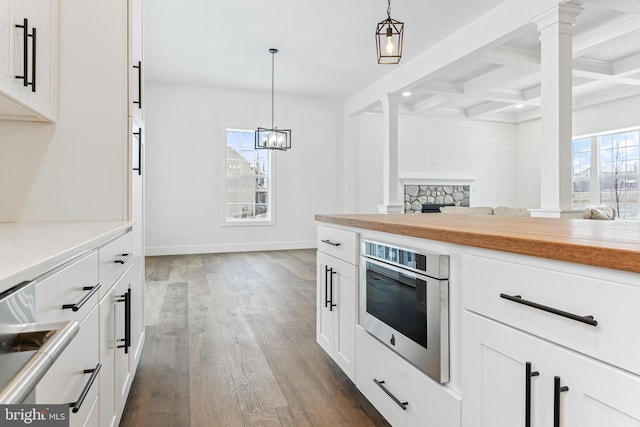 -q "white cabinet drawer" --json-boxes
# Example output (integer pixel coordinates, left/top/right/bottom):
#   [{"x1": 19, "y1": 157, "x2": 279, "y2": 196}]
[
  {"x1": 317, "y1": 225, "x2": 358, "y2": 265},
  {"x1": 36, "y1": 304, "x2": 100, "y2": 427},
  {"x1": 99, "y1": 232, "x2": 133, "y2": 297},
  {"x1": 36, "y1": 251, "x2": 99, "y2": 324},
  {"x1": 355, "y1": 326, "x2": 460, "y2": 427},
  {"x1": 463, "y1": 254, "x2": 640, "y2": 375}
]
